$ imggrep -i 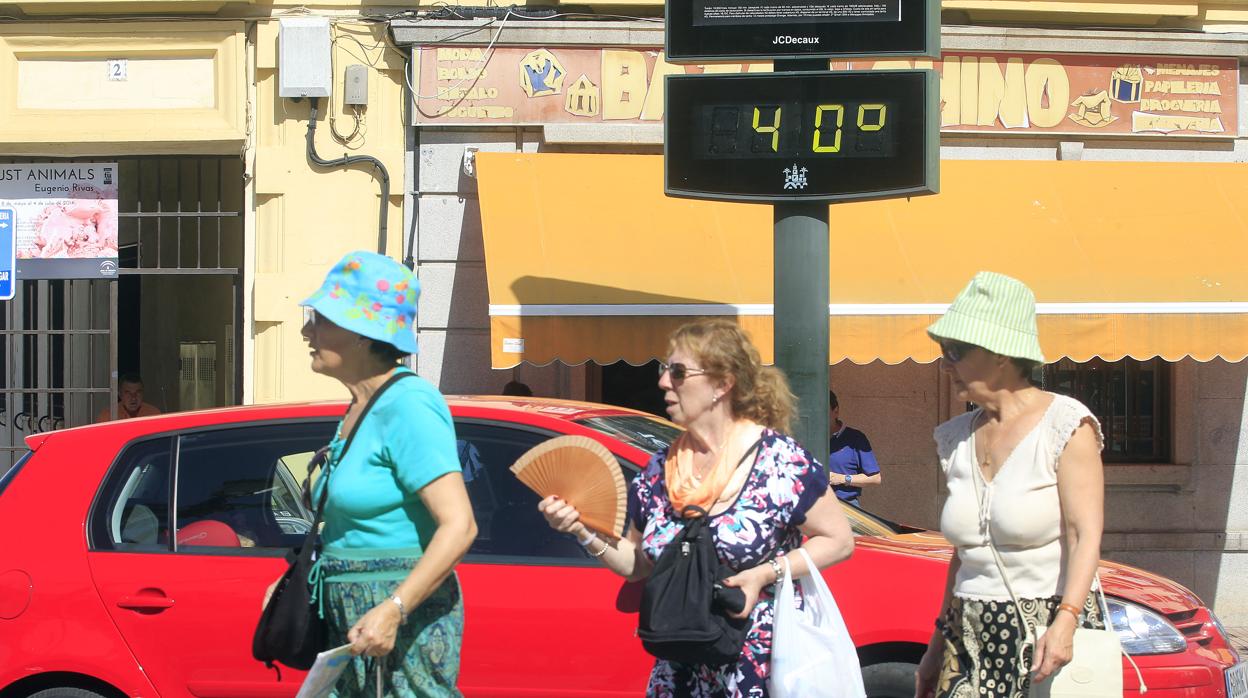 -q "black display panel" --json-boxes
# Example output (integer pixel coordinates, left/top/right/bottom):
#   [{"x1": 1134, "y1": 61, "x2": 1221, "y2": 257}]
[
  {"x1": 665, "y1": 70, "x2": 939, "y2": 203},
  {"x1": 666, "y1": 0, "x2": 939, "y2": 63}
]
